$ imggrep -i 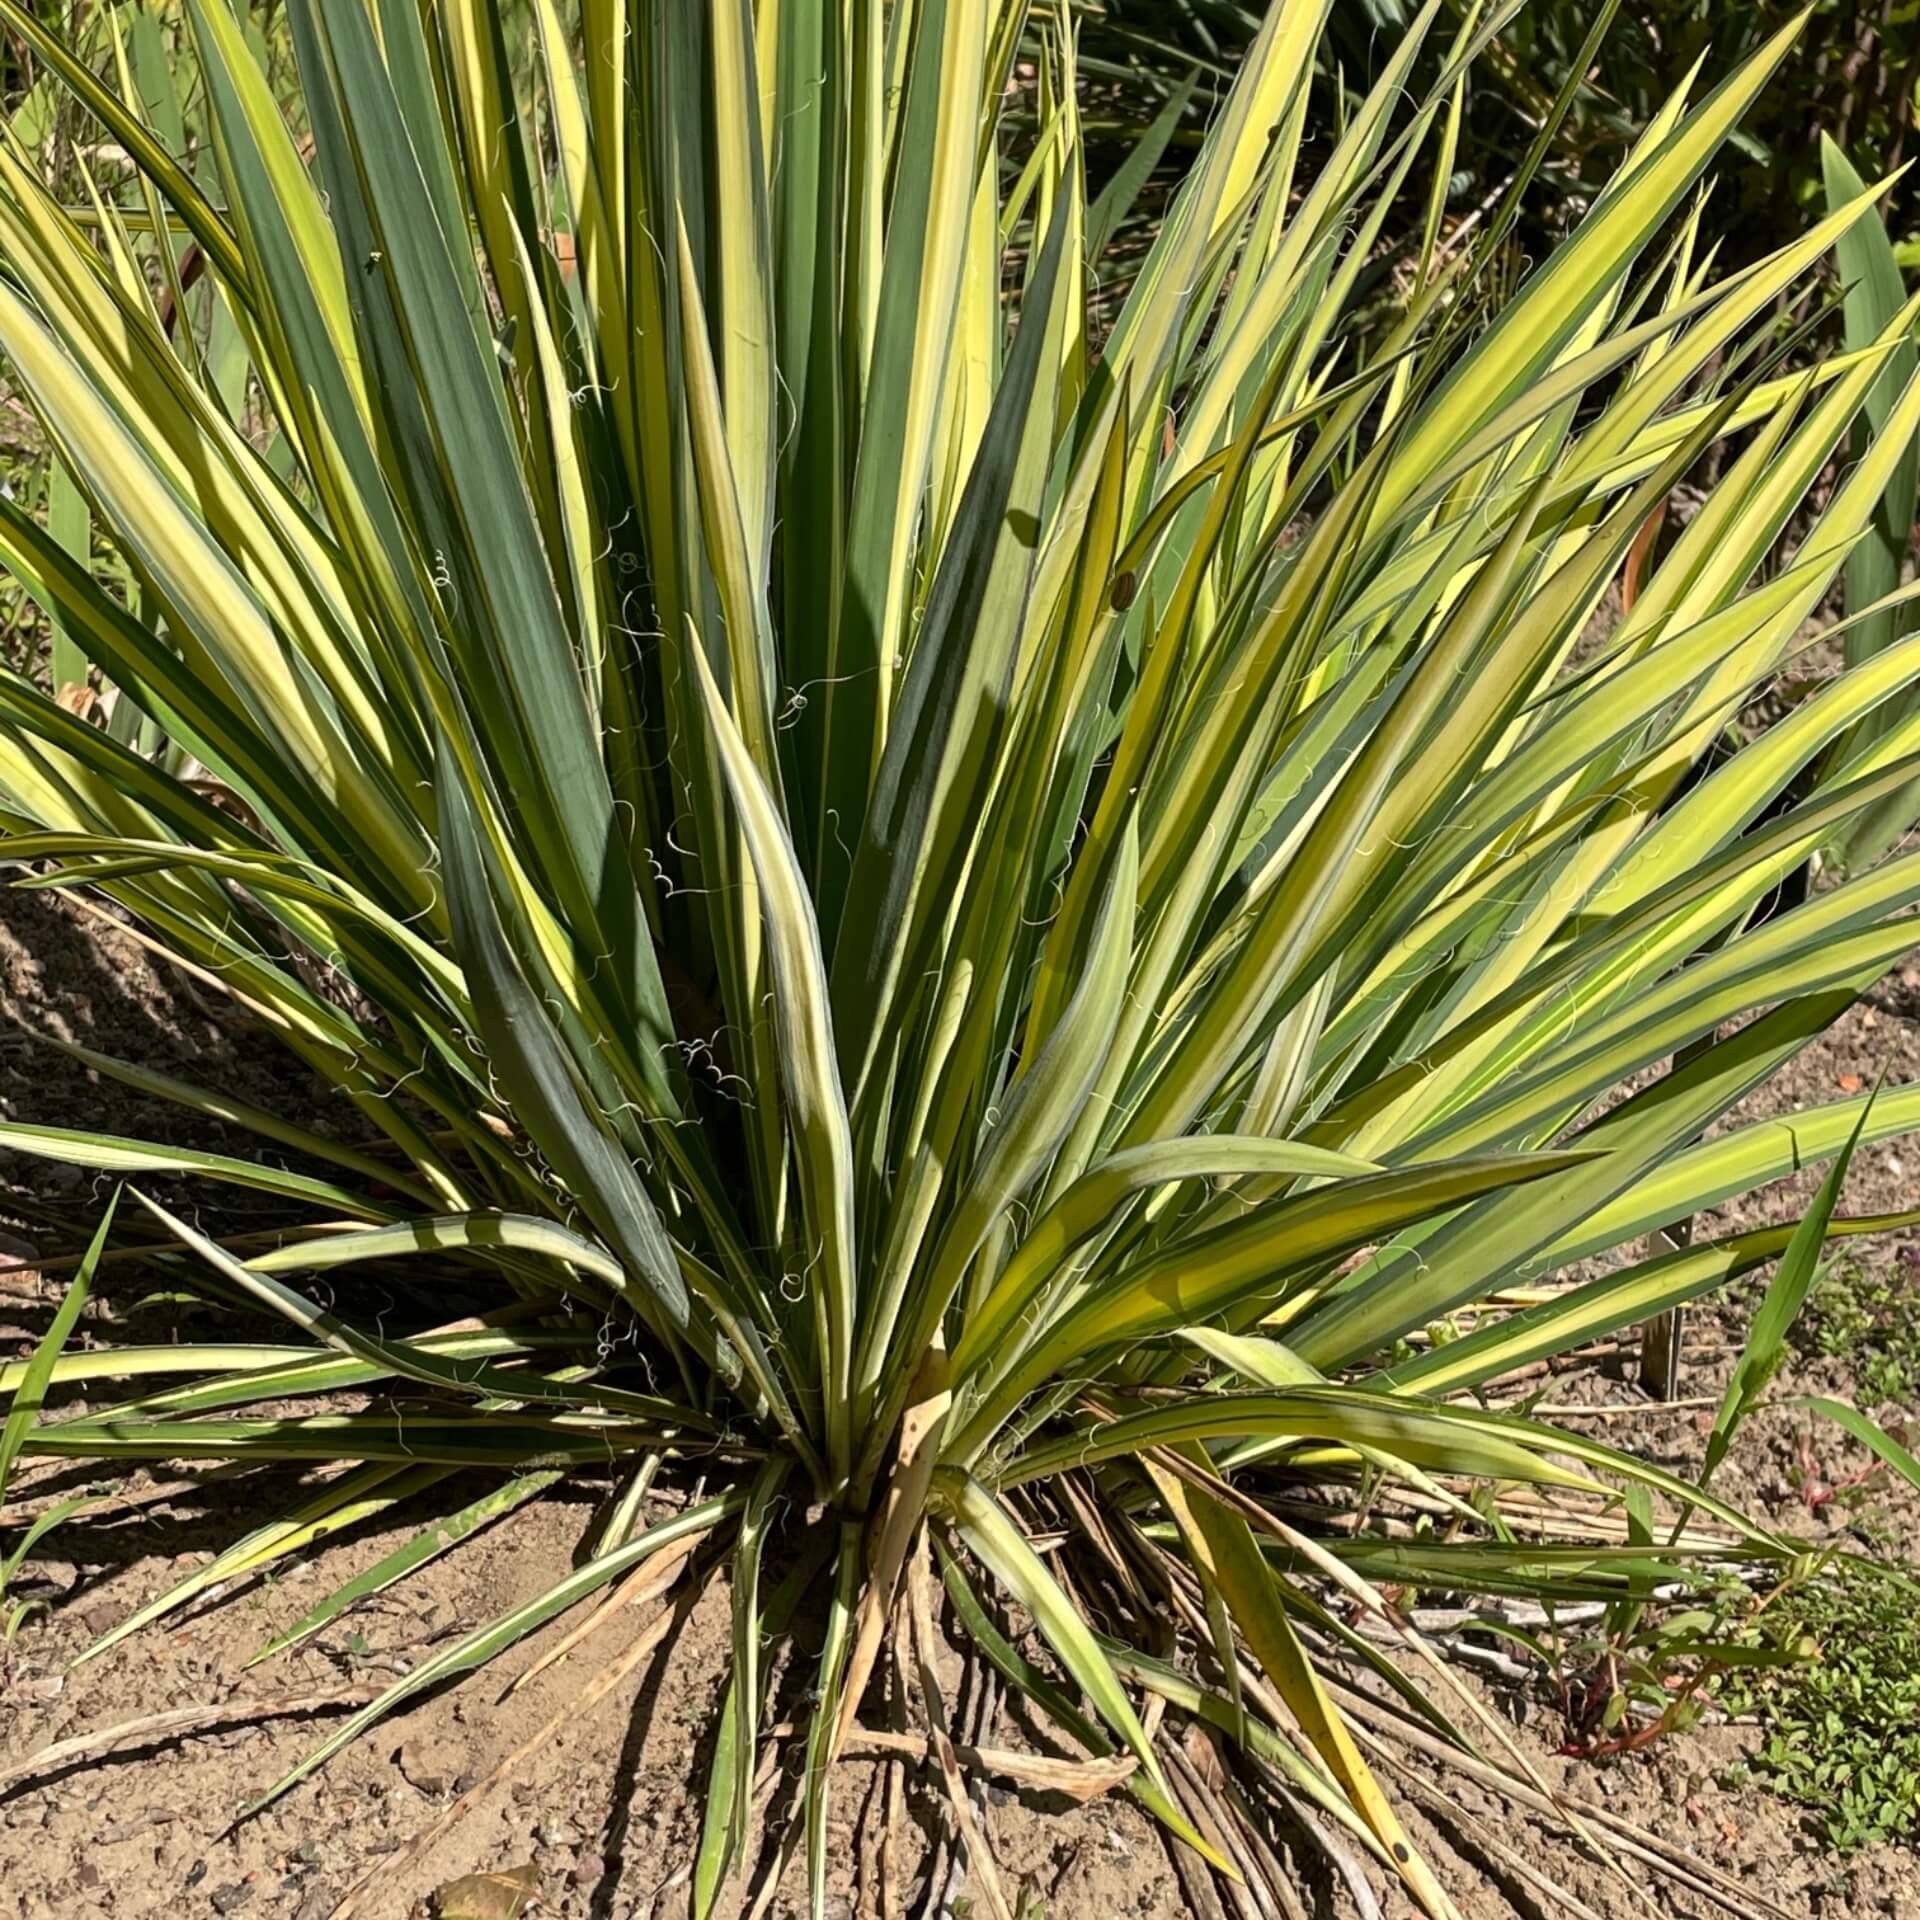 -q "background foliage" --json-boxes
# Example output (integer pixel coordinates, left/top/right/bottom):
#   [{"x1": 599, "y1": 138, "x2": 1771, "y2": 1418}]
[{"x1": 1082, "y1": 0, "x2": 1920, "y2": 263}]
